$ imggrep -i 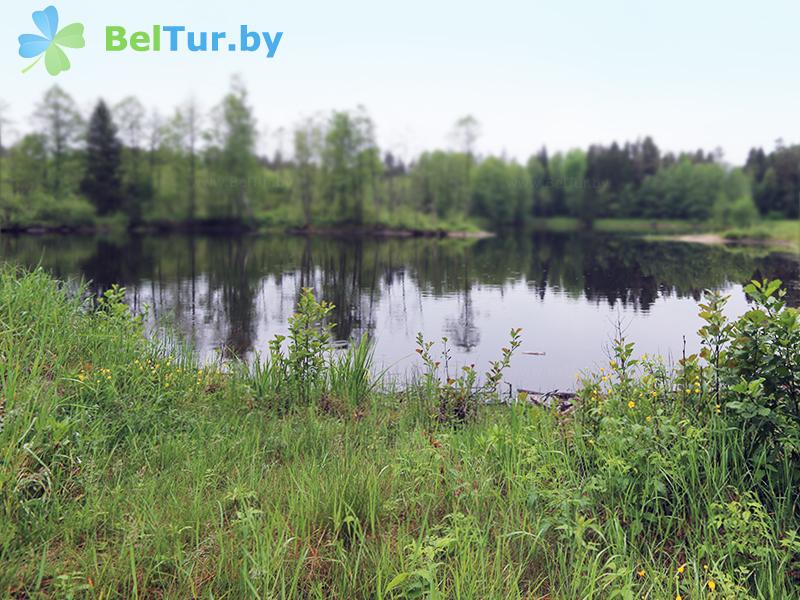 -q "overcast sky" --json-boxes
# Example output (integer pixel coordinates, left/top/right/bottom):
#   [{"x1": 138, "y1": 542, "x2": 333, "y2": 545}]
[{"x1": 2, "y1": 0, "x2": 799, "y2": 164}]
